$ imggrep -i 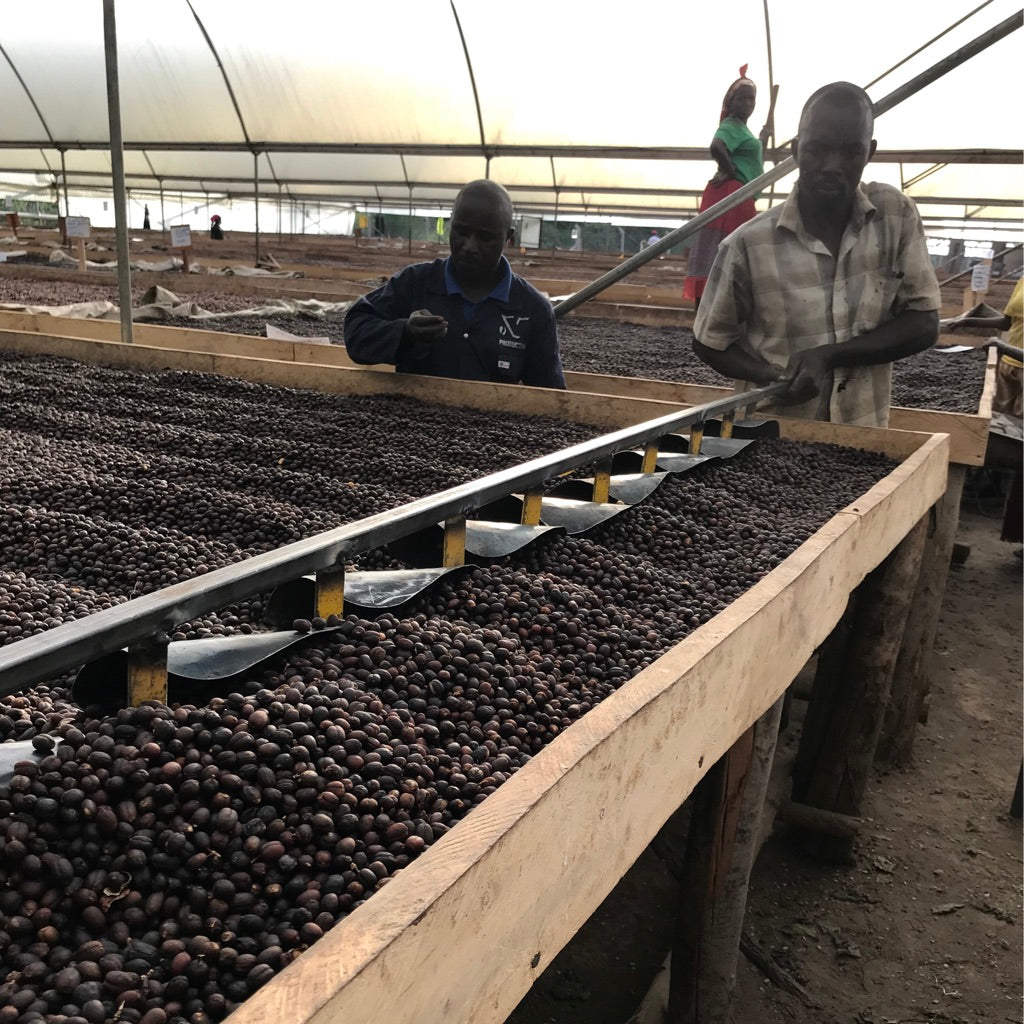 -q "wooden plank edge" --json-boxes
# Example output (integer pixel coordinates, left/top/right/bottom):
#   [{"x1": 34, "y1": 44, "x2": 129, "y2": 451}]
[
  {"x1": 226, "y1": 444, "x2": 938, "y2": 1024},
  {"x1": 978, "y1": 343, "x2": 998, "y2": 419},
  {"x1": 0, "y1": 329, "x2": 691, "y2": 432},
  {"x1": 1, "y1": 317, "x2": 987, "y2": 465}
]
